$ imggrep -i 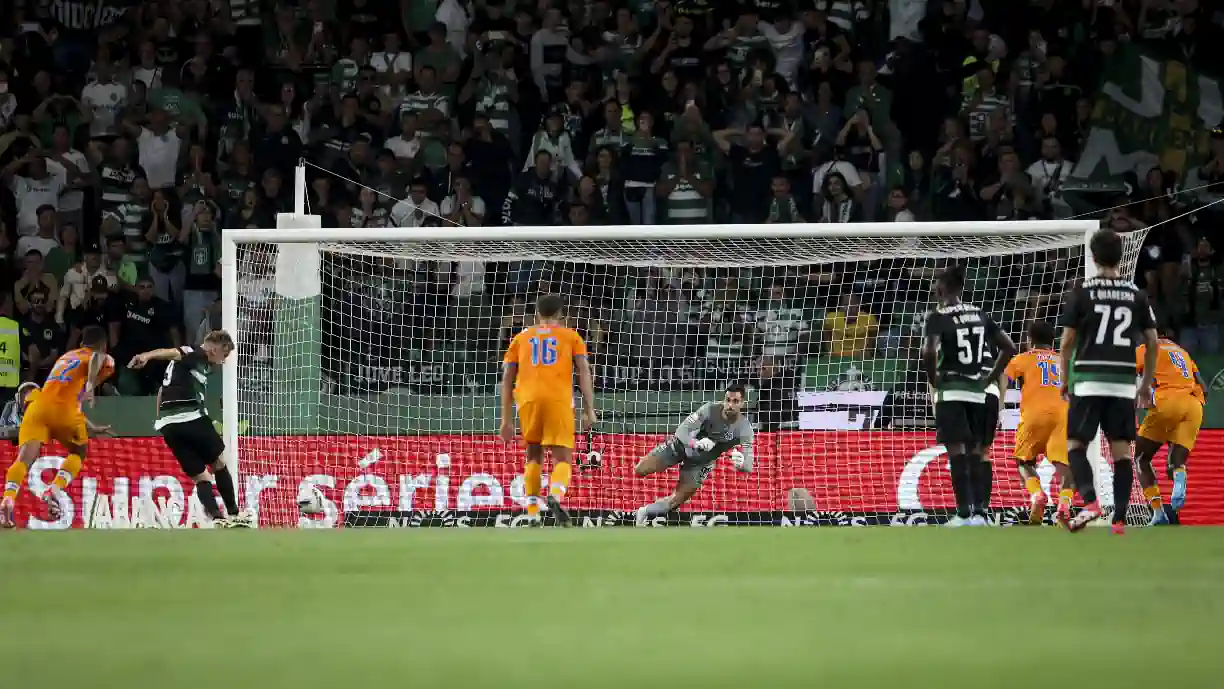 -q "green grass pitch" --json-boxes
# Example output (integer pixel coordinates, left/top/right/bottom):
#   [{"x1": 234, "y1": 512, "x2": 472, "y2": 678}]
[{"x1": 2, "y1": 528, "x2": 1221, "y2": 688}]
